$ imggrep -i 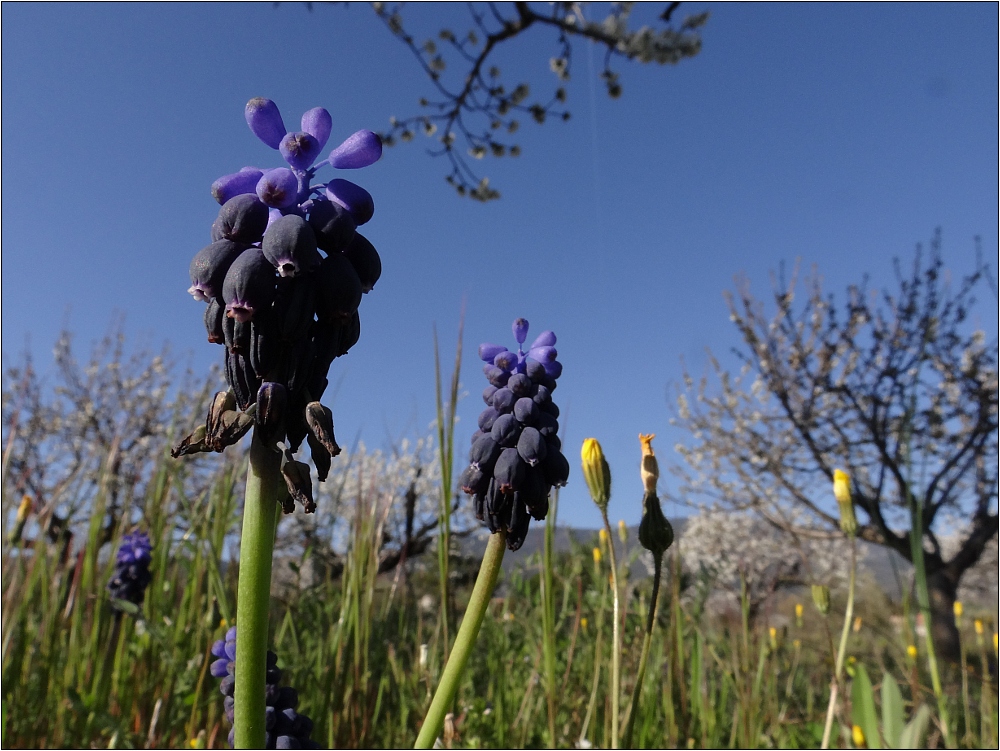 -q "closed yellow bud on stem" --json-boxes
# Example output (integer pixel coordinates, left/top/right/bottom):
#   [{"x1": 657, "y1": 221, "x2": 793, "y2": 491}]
[
  {"x1": 974, "y1": 618, "x2": 984, "y2": 635},
  {"x1": 618, "y1": 519, "x2": 628, "y2": 543},
  {"x1": 907, "y1": 644, "x2": 918, "y2": 659},
  {"x1": 592, "y1": 547, "x2": 602, "y2": 565},
  {"x1": 581, "y1": 438, "x2": 611, "y2": 511},
  {"x1": 833, "y1": 469, "x2": 857, "y2": 537},
  {"x1": 953, "y1": 601, "x2": 963, "y2": 619}
]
